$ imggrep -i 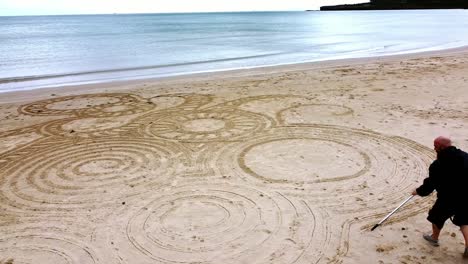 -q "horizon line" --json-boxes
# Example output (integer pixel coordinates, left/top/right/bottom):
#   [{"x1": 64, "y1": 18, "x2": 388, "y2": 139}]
[{"x1": 0, "y1": 9, "x2": 320, "y2": 18}]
